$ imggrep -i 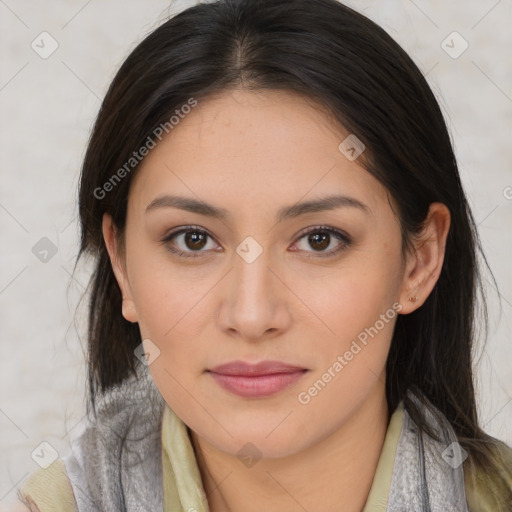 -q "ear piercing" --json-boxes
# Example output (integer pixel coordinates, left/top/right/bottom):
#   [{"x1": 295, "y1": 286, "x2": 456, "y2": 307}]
[{"x1": 408, "y1": 296, "x2": 418, "y2": 303}]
